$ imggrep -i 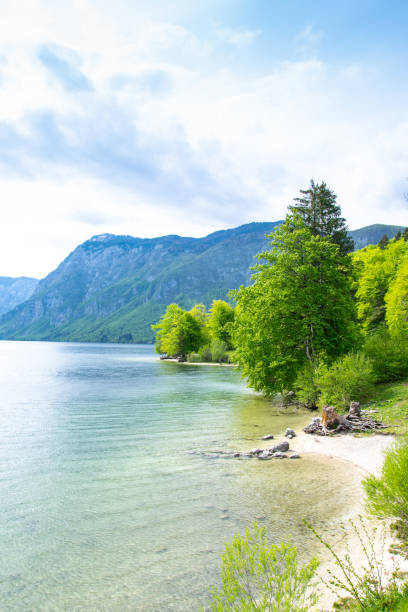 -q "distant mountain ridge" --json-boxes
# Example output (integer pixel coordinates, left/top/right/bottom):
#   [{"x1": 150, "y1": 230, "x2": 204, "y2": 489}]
[
  {"x1": 0, "y1": 222, "x2": 404, "y2": 344},
  {"x1": 0, "y1": 276, "x2": 38, "y2": 318}
]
